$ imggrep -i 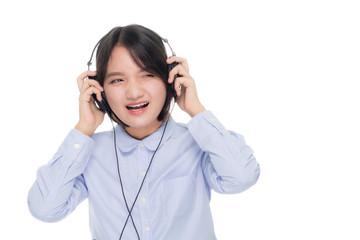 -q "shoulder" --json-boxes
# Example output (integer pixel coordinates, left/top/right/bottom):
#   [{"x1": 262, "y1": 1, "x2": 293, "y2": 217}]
[
  {"x1": 166, "y1": 119, "x2": 198, "y2": 148},
  {"x1": 92, "y1": 129, "x2": 114, "y2": 144},
  {"x1": 169, "y1": 118, "x2": 191, "y2": 138},
  {"x1": 174, "y1": 122, "x2": 189, "y2": 134}
]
